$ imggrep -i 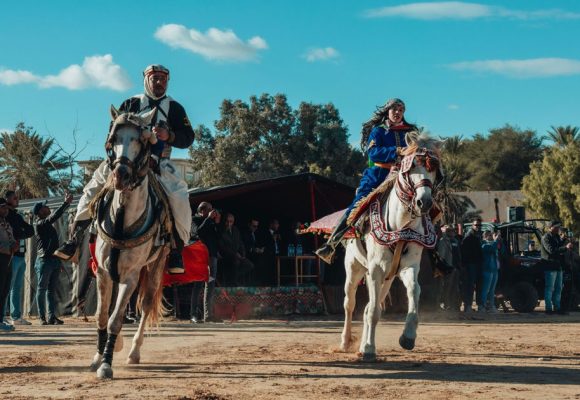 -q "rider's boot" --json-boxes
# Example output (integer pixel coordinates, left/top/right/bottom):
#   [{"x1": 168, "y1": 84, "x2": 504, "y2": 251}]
[
  {"x1": 53, "y1": 219, "x2": 91, "y2": 261},
  {"x1": 314, "y1": 211, "x2": 350, "y2": 264},
  {"x1": 167, "y1": 235, "x2": 185, "y2": 275}
]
